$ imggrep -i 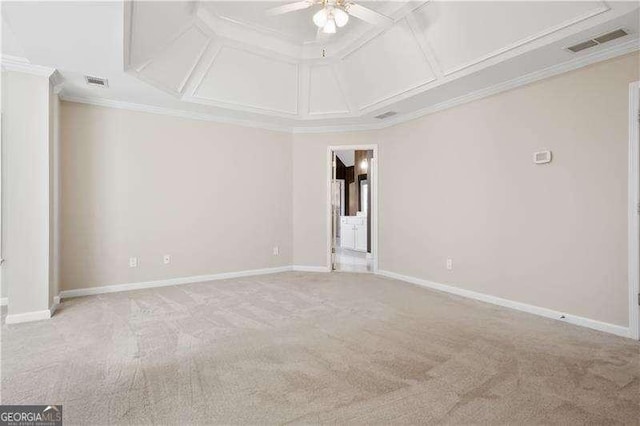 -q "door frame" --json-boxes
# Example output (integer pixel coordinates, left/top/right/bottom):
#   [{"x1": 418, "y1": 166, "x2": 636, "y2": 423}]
[
  {"x1": 326, "y1": 144, "x2": 379, "y2": 273},
  {"x1": 629, "y1": 81, "x2": 639, "y2": 340}
]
